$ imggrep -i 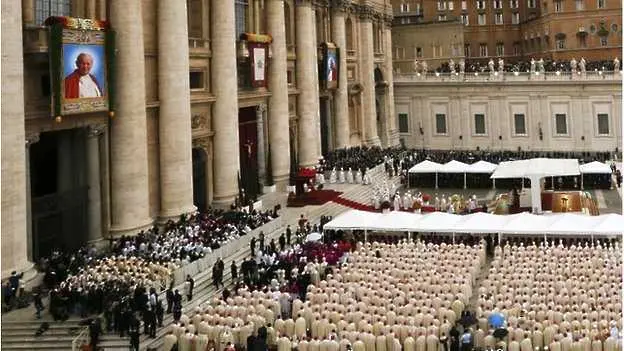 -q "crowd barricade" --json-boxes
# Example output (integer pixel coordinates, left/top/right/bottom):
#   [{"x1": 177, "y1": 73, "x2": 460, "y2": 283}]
[{"x1": 170, "y1": 216, "x2": 284, "y2": 285}]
